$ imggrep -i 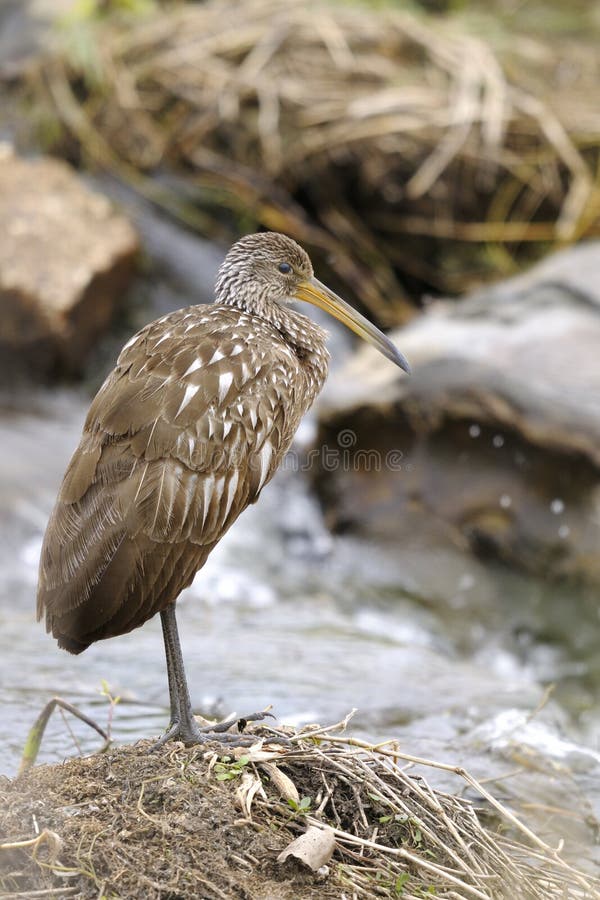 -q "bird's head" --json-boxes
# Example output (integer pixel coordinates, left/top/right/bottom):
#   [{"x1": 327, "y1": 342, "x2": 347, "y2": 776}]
[{"x1": 216, "y1": 231, "x2": 410, "y2": 372}]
